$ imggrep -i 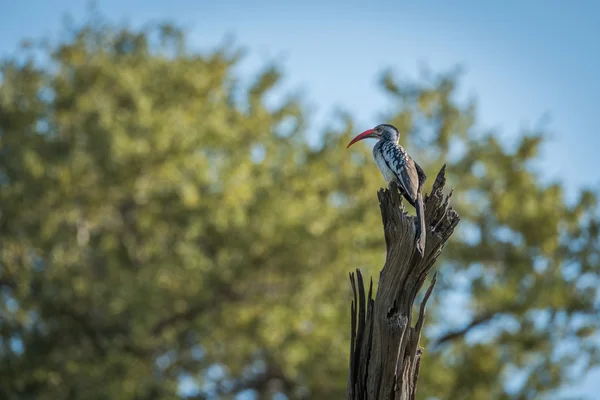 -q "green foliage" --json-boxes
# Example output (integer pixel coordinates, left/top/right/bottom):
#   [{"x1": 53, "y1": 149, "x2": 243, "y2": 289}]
[
  {"x1": 380, "y1": 70, "x2": 600, "y2": 399},
  {"x1": 1, "y1": 15, "x2": 598, "y2": 400}
]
